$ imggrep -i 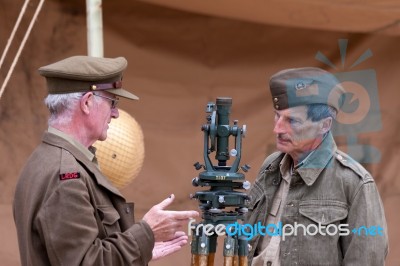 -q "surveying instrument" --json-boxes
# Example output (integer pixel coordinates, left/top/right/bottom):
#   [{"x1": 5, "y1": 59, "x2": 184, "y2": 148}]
[{"x1": 190, "y1": 97, "x2": 251, "y2": 266}]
